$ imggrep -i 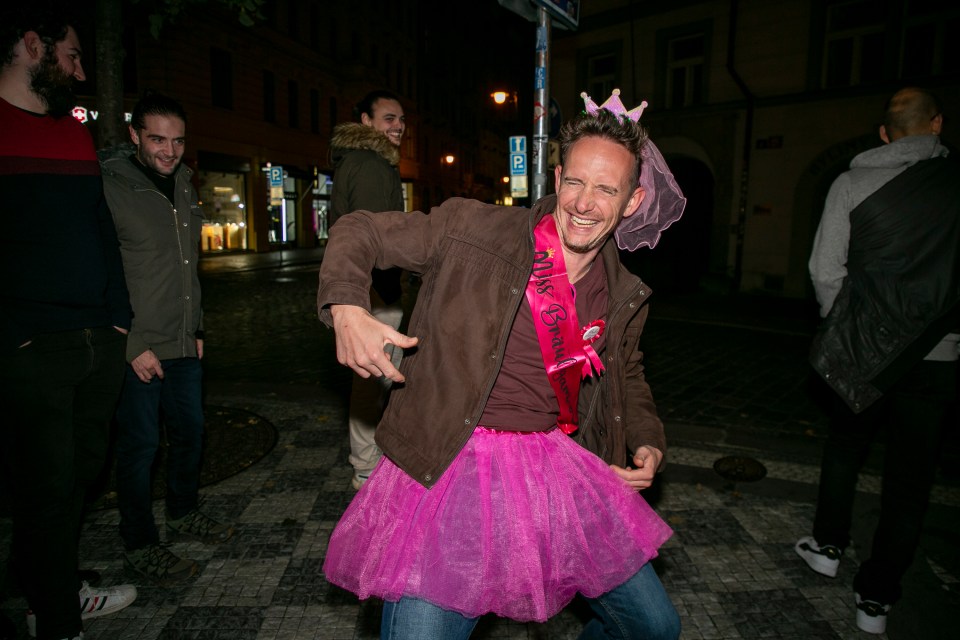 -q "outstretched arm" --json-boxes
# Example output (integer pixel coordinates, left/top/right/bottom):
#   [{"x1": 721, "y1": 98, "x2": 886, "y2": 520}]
[{"x1": 331, "y1": 304, "x2": 419, "y2": 382}]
